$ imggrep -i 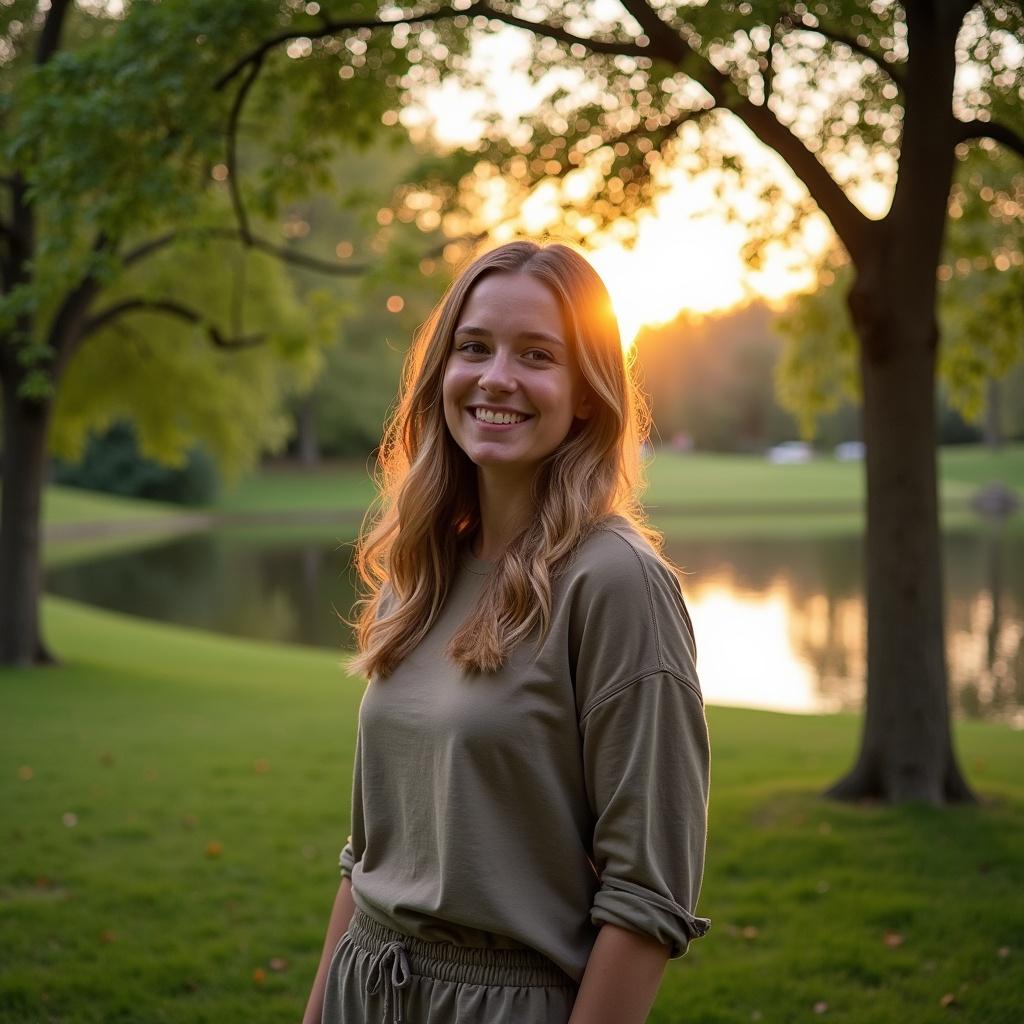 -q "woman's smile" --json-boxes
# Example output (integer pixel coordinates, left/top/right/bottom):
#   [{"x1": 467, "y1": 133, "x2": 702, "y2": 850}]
[
  {"x1": 467, "y1": 405, "x2": 535, "y2": 429},
  {"x1": 442, "y1": 271, "x2": 592, "y2": 482}
]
